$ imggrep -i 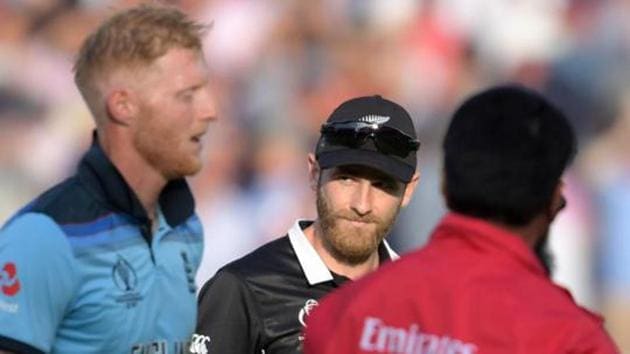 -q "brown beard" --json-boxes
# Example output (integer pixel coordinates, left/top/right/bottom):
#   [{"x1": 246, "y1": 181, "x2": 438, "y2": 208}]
[
  {"x1": 316, "y1": 186, "x2": 401, "y2": 265},
  {"x1": 133, "y1": 110, "x2": 201, "y2": 180}
]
